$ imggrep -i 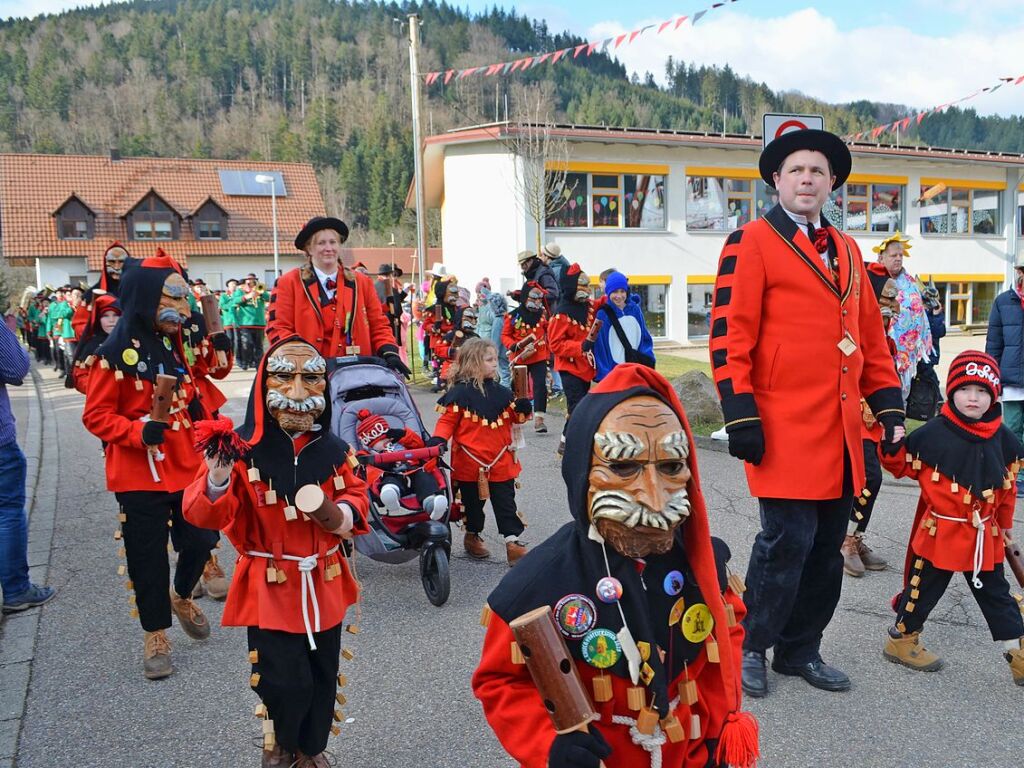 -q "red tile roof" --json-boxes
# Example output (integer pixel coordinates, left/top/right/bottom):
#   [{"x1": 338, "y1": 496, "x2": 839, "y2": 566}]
[{"x1": 0, "y1": 153, "x2": 326, "y2": 269}]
